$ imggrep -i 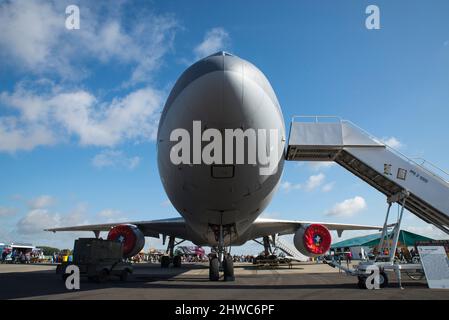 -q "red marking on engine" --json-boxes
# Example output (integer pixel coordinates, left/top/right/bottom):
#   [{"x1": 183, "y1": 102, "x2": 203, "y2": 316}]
[
  {"x1": 303, "y1": 224, "x2": 331, "y2": 255},
  {"x1": 107, "y1": 225, "x2": 137, "y2": 256}
]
